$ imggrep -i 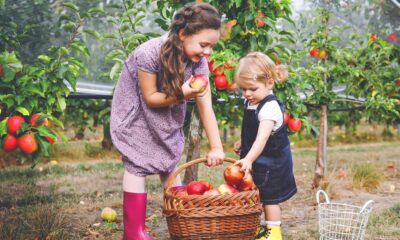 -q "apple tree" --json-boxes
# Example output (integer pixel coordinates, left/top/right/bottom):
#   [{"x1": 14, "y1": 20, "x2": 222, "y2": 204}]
[{"x1": 0, "y1": 2, "x2": 103, "y2": 167}]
